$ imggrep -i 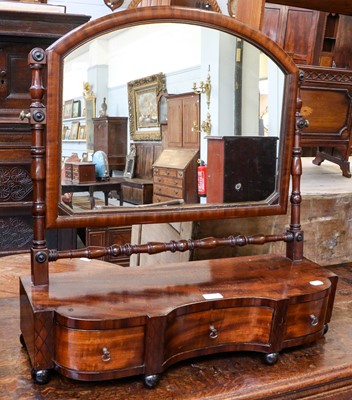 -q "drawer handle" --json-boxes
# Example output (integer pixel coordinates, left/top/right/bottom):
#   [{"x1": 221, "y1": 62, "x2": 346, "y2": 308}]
[
  {"x1": 310, "y1": 314, "x2": 319, "y2": 327},
  {"x1": 209, "y1": 325, "x2": 218, "y2": 339},
  {"x1": 101, "y1": 347, "x2": 111, "y2": 362}
]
